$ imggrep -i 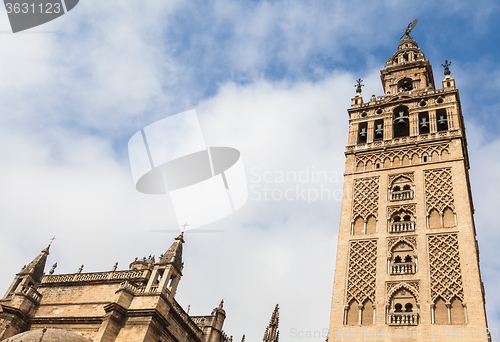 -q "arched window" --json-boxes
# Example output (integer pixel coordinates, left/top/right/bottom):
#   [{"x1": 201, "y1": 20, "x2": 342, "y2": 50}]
[
  {"x1": 388, "y1": 288, "x2": 419, "y2": 325},
  {"x1": 436, "y1": 108, "x2": 448, "y2": 131},
  {"x1": 358, "y1": 122, "x2": 368, "y2": 144},
  {"x1": 389, "y1": 175, "x2": 414, "y2": 201},
  {"x1": 397, "y1": 78, "x2": 413, "y2": 92},
  {"x1": 390, "y1": 242, "x2": 416, "y2": 274},
  {"x1": 393, "y1": 106, "x2": 410, "y2": 138},
  {"x1": 419, "y1": 111, "x2": 430, "y2": 134}
]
